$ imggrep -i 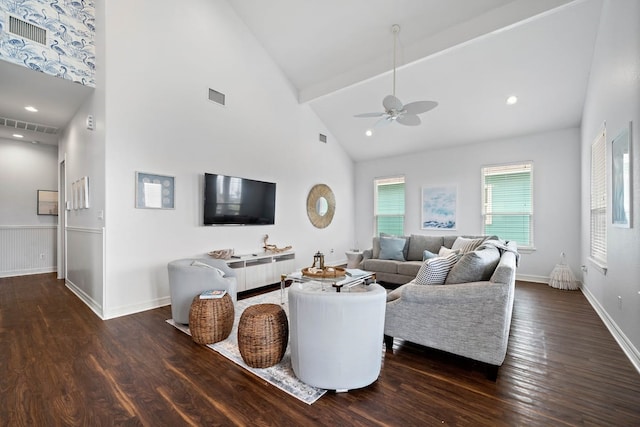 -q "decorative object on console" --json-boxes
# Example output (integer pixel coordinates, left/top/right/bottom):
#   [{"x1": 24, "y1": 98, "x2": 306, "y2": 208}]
[
  {"x1": 306, "y1": 184, "x2": 335, "y2": 228},
  {"x1": 208, "y1": 248, "x2": 234, "y2": 259},
  {"x1": 422, "y1": 185, "x2": 457, "y2": 230},
  {"x1": 262, "y1": 234, "x2": 292, "y2": 253}
]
